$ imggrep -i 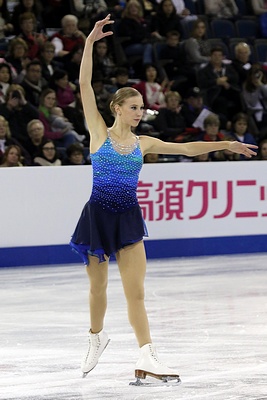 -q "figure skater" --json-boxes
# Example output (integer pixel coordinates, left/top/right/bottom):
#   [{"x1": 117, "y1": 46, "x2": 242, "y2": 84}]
[{"x1": 70, "y1": 15, "x2": 258, "y2": 385}]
